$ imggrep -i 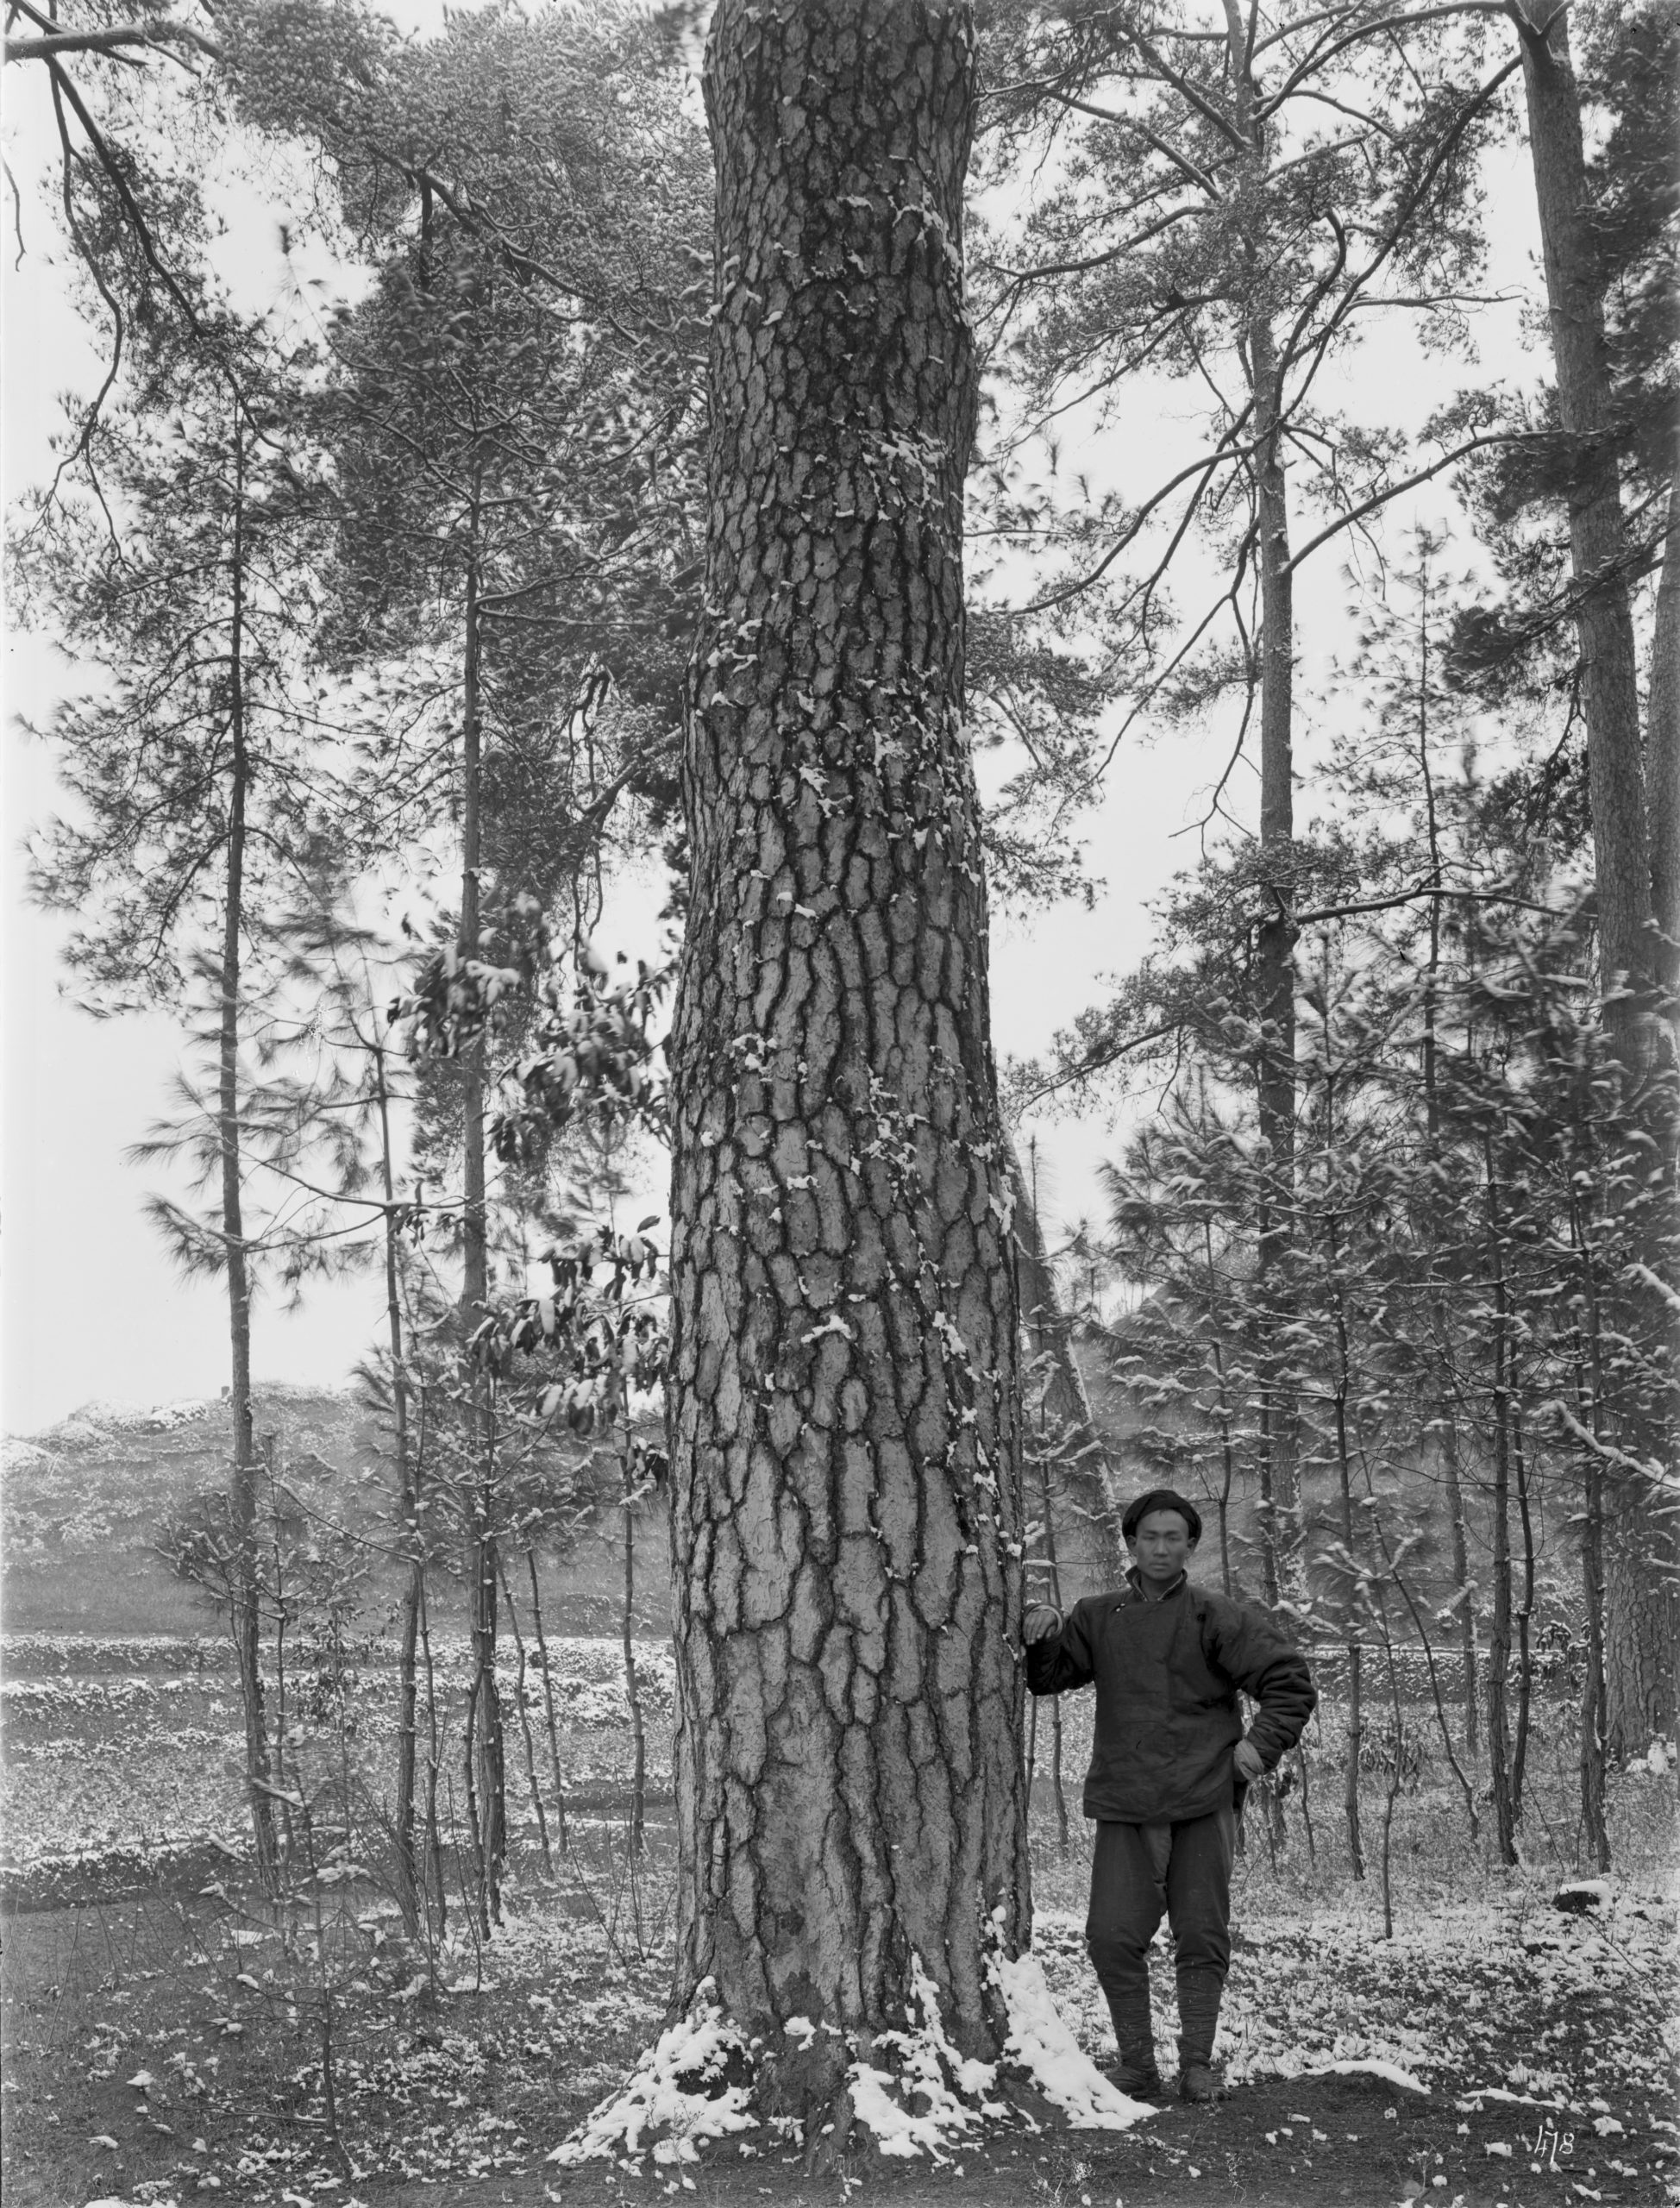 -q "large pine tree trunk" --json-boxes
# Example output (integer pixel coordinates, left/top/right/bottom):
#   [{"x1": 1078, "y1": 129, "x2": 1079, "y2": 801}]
[
  {"x1": 1514, "y1": 1, "x2": 1678, "y2": 1772},
  {"x1": 668, "y1": 0, "x2": 1027, "y2": 2117}
]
